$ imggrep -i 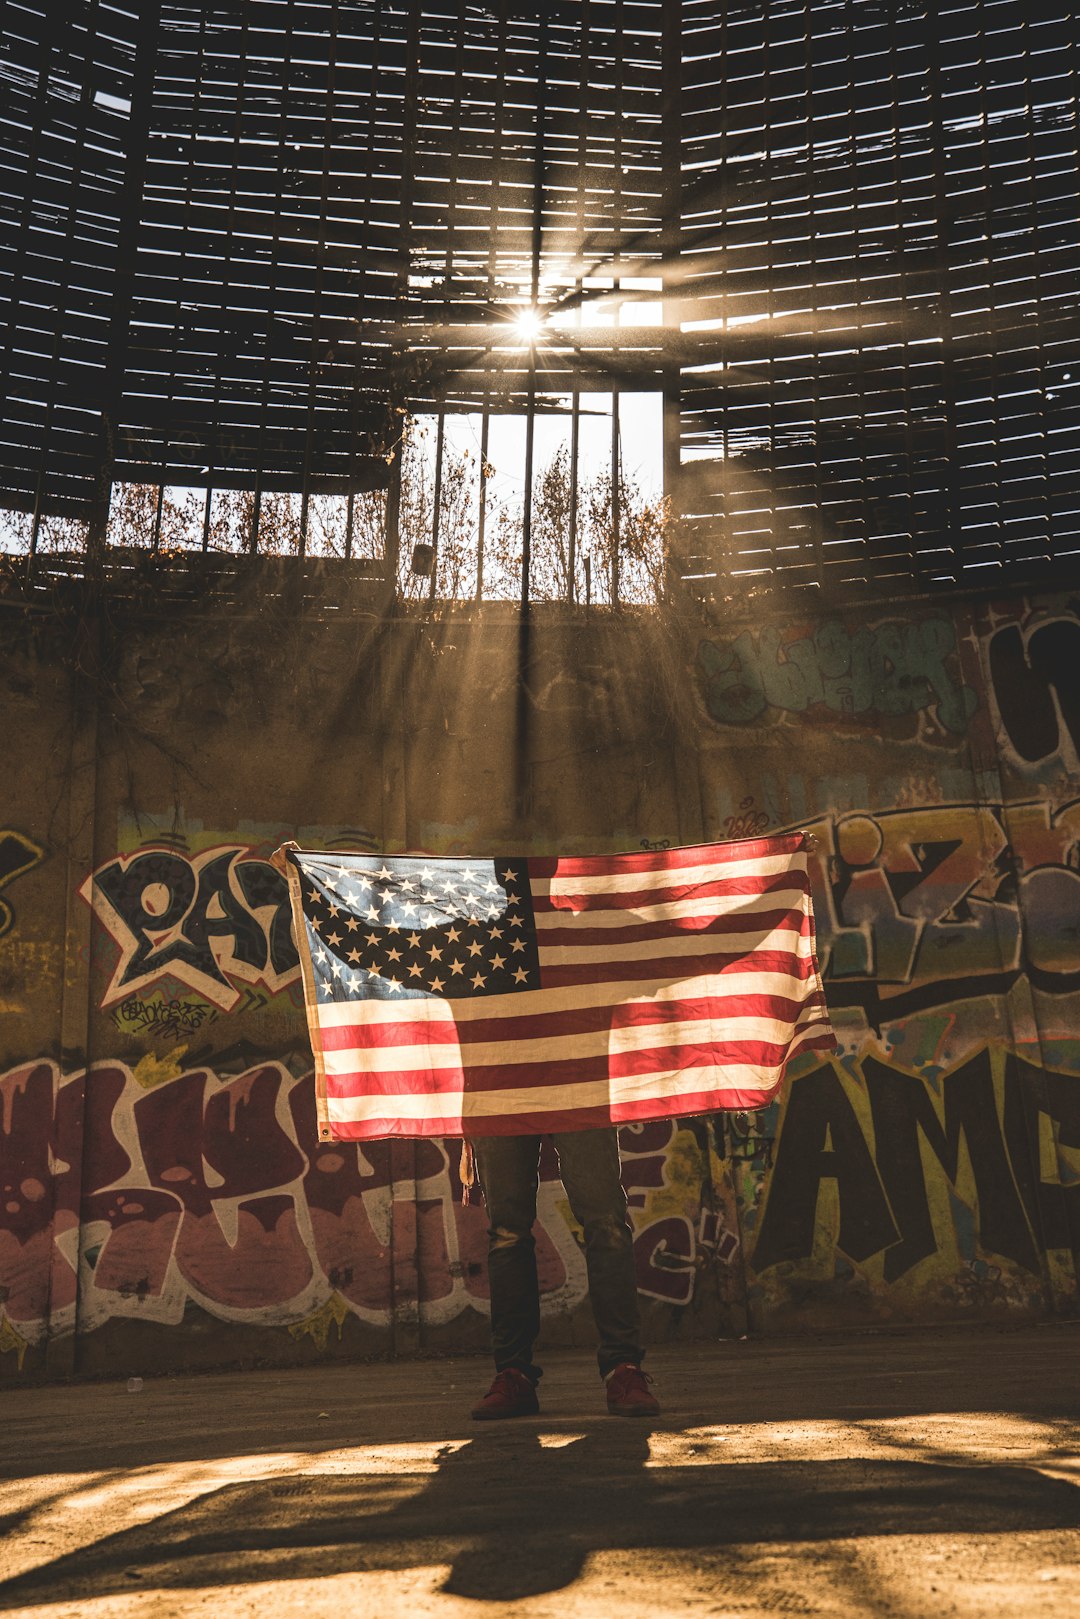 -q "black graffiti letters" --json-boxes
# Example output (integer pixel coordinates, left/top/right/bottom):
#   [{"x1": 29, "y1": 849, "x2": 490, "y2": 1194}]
[{"x1": 86, "y1": 846, "x2": 299, "y2": 1011}]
